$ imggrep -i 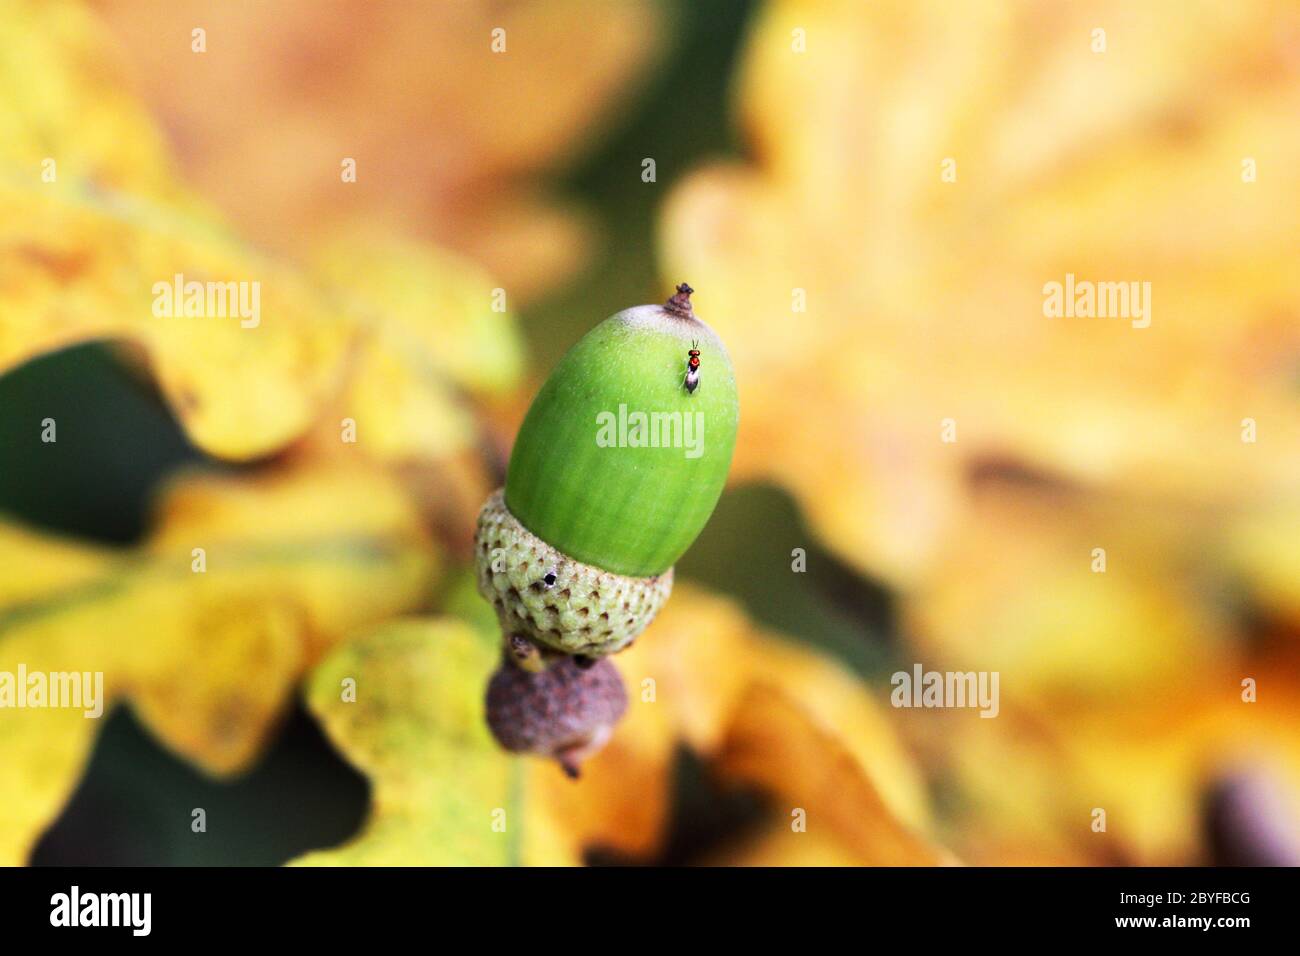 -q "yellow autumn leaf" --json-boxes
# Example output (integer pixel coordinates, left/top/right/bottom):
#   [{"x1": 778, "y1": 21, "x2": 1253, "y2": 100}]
[
  {"x1": 1048, "y1": 675, "x2": 1300, "y2": 865},
  {"x1": 915, "y1": 665, "x2": 1300, "y2": 866},
  {"x1": 297, "y1": 231, "x2": 523, "y2": 488},
  {"x1": 290, "y1": 584, "x2": 944, "y2": 865},
  {"x1": 656, "y1": 2, "x2": 1300, "y2": 865},
  {"x1": 894, "y1": 704, "x2": 1102, "y2": 866},
  {"x1": 904, "y1": 482, "x2": 1236, "y2": 701},
  {"x1": 94, "y1": 0, "x2": 664, "y2": 300},
  {"x1": 291, "y1": 618, "x2": 577, "y2": 866},
  {"x1": 660, "y1": 0, "x2": 1300, "y2": 587},
  {"x1": 1, "y1": 1, "x2": 524, "y2": 469},
  {"x1": 541, "y1": 591, "x2": 940, "y2": 864},
  {"x1": 0, "y1": 0, "x2": 195, "y2": 208},
  {"x1": 311, "y1": 233, "x2": 524, "y2": 399},
  {"x1": 0, "y1": 0, "x2": 348, "y2": 460},
  {"x1": 0, "y1": 462, "x2": 439, "y2": 865},
  {"x1": 1223, "y1": 499, "x2": 1300, "y2": 629},
  {"x1": 715, "y1": 684, "x2": 945, "y2": 866},
  {"x1": 892, "y1": 478, "x2": 1299, "y2": 864},
  {"x1": 0, "y1": 177, "x2": 355, "y2": 460},
  {"x1": 713, "y1": 635, "x2": 944, "y2": 864},
  {"x1": 295, "y1": 230, "x2": 528, "y2": 541}
]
